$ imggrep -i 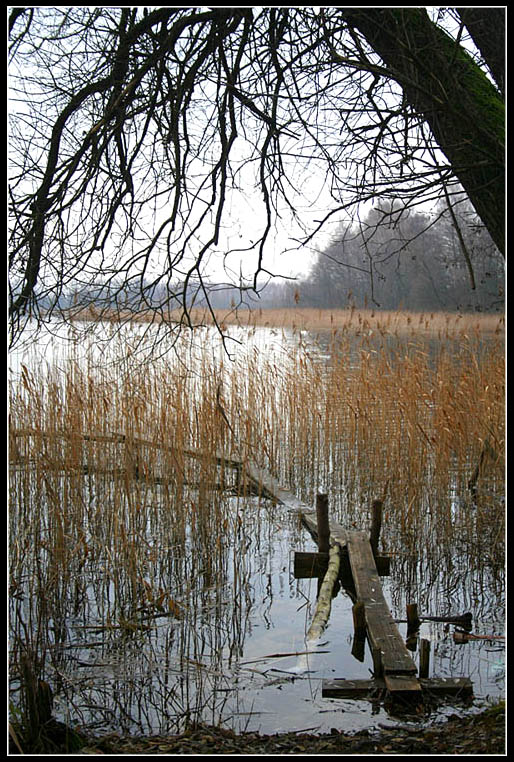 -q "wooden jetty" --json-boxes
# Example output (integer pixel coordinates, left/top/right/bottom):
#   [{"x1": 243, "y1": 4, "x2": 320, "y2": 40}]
[
  {"x1": 299, "y1": 509, "x2": 424, "y2": 701},
  {"x1": 234, "y1": 465, "x2": 473, "y2": 706}
]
